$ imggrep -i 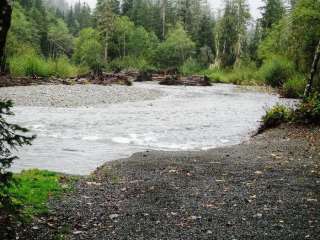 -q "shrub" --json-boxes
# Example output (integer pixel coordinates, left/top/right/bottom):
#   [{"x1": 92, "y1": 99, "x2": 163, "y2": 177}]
[
  {"x1": 180, "y1": 58, "x2": 203, "y2": 76},
  {"x1": 47, "y1": 56, "x2": 78, "y2": 78},
  {"x1": 225, "y1": 65, "x2": 261, "y2": 85},
  {"x1": 9, "y1": 53, "x2": 50, "y2": 77},
  {"x1": 201, "y1": 64, "x2": 261, "y2": 85},
  {"x1": 109, "y1": 56, "x2": 156, "y2": 72},
  {"x1": 259, "y1": 56, "x2": 295, "y2": 87},
  {"x1": 294, "y1": 94, "x2": 320, "y2": 124},
  {"x1": 73, "y1": 28, "x2": 104, "y2": 74},
  {"x1": 260, "y1": 104, "x2": 292, "y2": 131},
  {"x1": 282, "y1": 75, "x2": 306, "y2": 98},
  {"x1": 200, "y1": 68, "x2": 225, "y2": 83},
  {"x1": 260, "y1": 93, "x2": 320, "y2": 132}
]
